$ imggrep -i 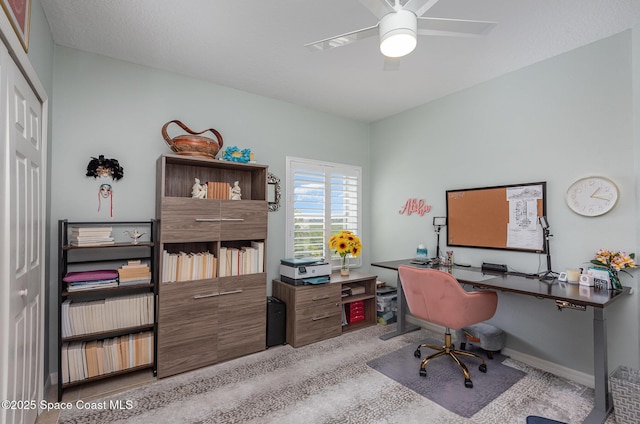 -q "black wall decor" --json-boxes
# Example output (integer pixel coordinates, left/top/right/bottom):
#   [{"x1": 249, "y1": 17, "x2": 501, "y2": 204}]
[{"x1": 86, "y1": 155, "x2": 124, "y2": 180}]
